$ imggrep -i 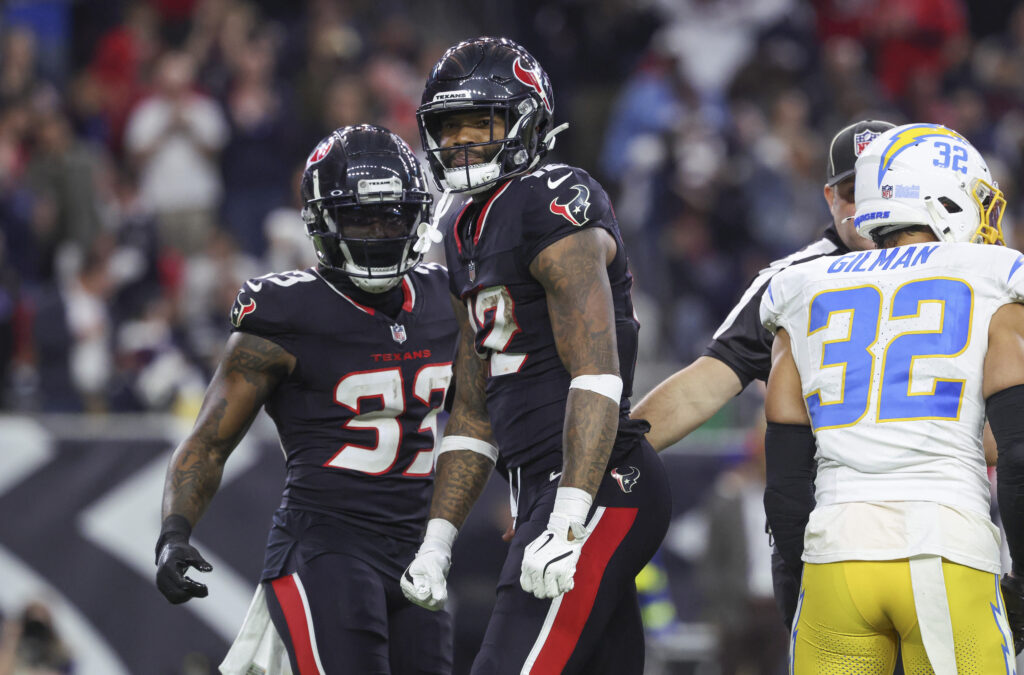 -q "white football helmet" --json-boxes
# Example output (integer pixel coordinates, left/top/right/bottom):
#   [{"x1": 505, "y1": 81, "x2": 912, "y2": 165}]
[{"x1": 854, "y1": 123, "x2": 1005, "y2": 245}]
